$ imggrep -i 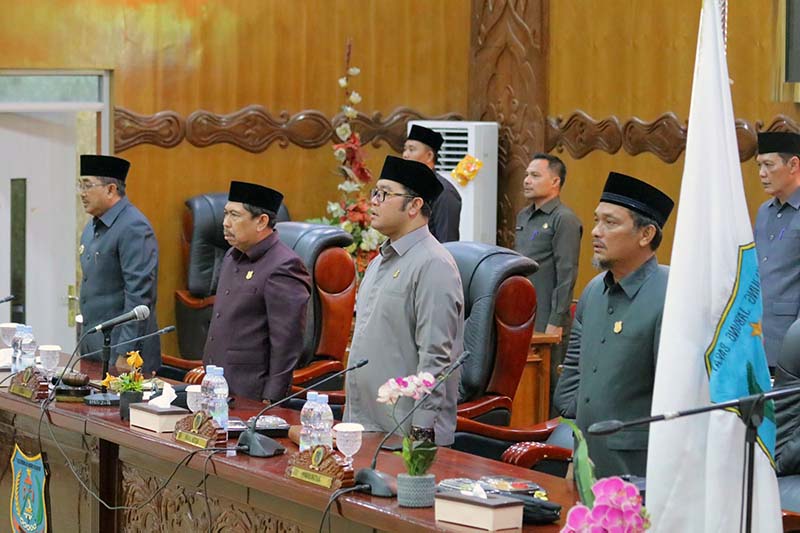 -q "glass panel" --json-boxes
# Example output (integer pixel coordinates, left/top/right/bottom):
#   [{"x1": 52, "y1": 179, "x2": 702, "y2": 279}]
[
  {"x1": 10, "y1": 178, "x2": 26, "y2": 324},
  {"x1": 0, "y1": 75, "x2": 100, "y2": 103}
]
